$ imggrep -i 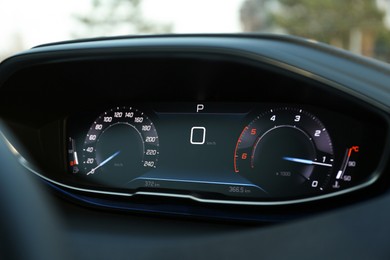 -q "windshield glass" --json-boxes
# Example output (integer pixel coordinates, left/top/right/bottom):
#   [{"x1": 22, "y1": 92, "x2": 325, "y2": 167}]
[{"x1": 1, "y1": 0, "x2": 389, "y2": 63}]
